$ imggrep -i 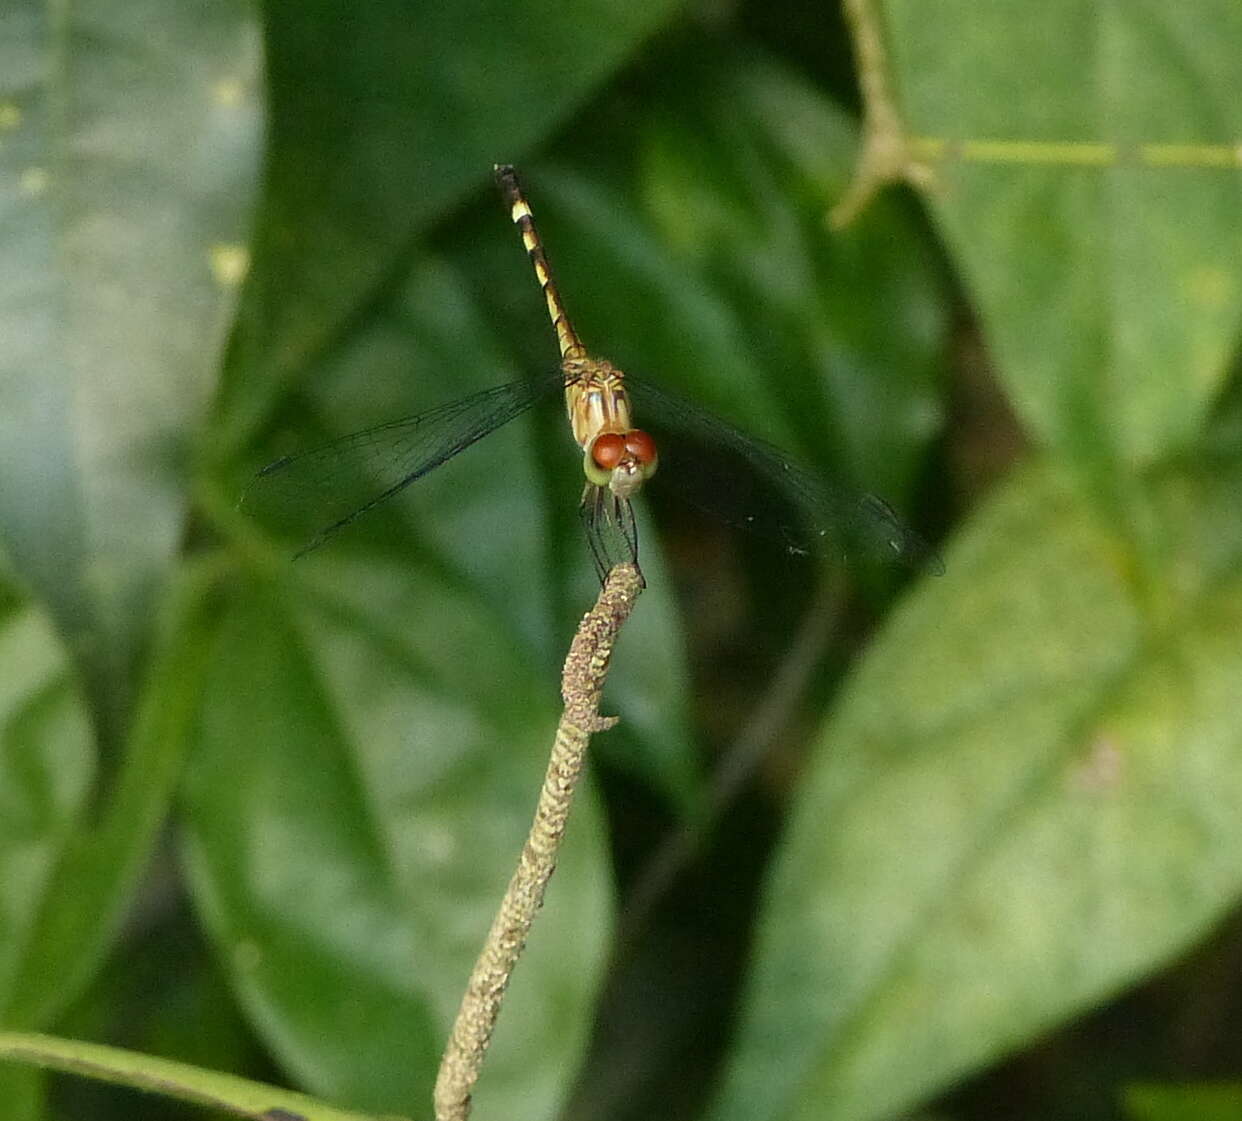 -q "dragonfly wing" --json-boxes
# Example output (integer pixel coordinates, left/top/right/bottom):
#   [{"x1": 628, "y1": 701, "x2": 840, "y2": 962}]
[
  {"x1": 244, "y1": 371, "x2": 566, "y2": 556},
  {"x1": 579, "y1": 484, "x2": 643, "y2": 584},
  {"x1": 624, "y1": 374, "x2": 942, "y2": 573}
]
